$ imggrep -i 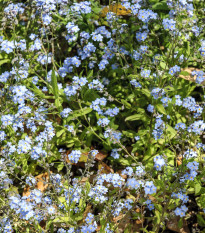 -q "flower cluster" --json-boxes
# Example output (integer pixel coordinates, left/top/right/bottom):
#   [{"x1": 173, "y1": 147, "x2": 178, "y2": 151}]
[{"x1": 0, "y1": 0, "x2": 204, "y2": 232}]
